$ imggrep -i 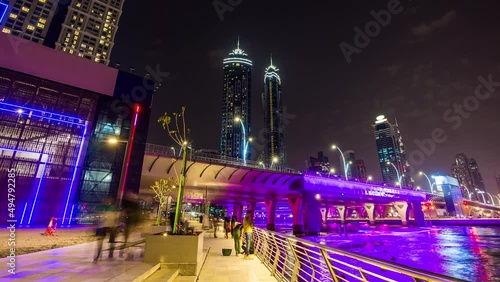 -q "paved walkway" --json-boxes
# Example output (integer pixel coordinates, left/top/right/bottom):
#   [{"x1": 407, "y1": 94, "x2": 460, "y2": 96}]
[{"x1": 0, "y1": 223, "x2": 277, "y2": 282}]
